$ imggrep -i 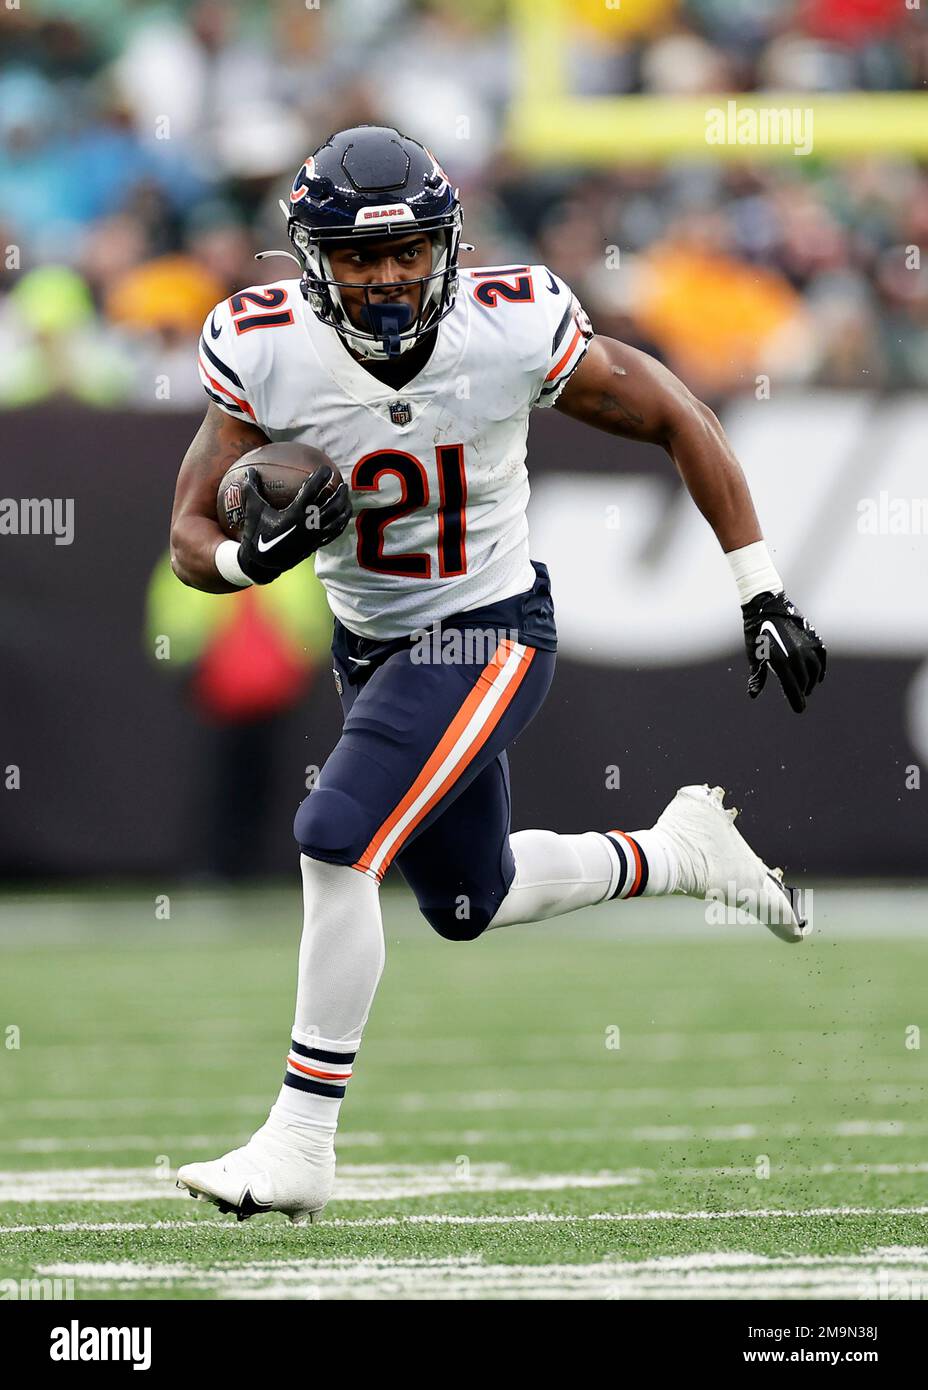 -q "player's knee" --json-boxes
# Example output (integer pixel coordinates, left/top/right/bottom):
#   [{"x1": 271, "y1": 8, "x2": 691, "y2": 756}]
[
  {"x1": 418, "y1": 895, "x2": 496, "y2": 943},
  {"x1": 294, "y1": 786, "x2": 369, "y2": 864}
]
